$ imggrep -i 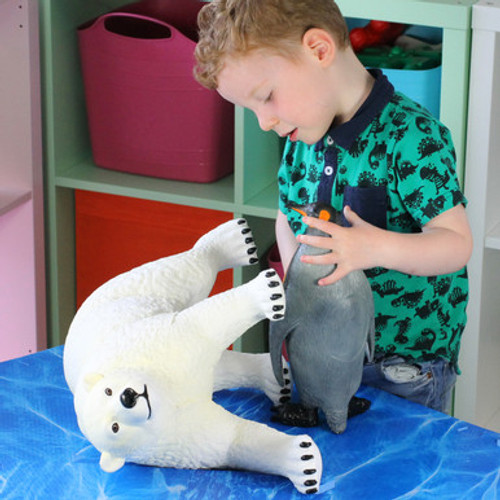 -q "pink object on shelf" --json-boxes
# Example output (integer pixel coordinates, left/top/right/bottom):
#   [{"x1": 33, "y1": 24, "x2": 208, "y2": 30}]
[
  {"x1": 78, "y1": 12, "x2": 234, "y2": 183},
  {"x1": 267, "y1": 243, "x2": 285, "y2": 281}
]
